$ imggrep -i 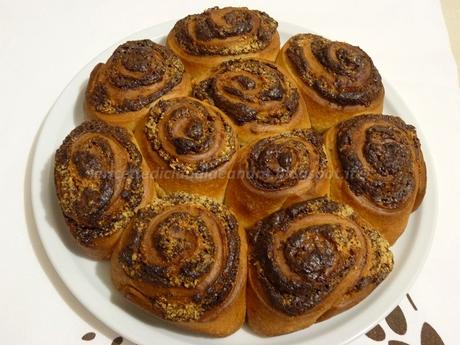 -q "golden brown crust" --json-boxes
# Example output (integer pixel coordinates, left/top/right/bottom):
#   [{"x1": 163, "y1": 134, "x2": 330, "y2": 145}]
[
  {"x1": 324, "y1": 114, "x2": 427, "y2": 244},
  {"x1": 167, "y1": 7, "x2": 280, "y2": 79},
  {"x1": 225, "y1": 129, "x2": 329, "y2": 228},
  {"x1": 277, "y1": 34, "x2": 384, "y2": 132},
  {"x1": 319, "y1": 227, "x2": 393, "y2": 320},
  {"x1": 54, "y1": 120, "x2": 155, "y2": 259},
  {"x1": 85, "y1": 40, "x2": 191, "y2": 130},
  {"x1": 135, "y1": 97, "x2": 238, "y2": 201},
  {"x1": 246, "y1": 197, "x2": 393, "y2": 336},
  {"x1": 111, "y1": 192, "x2": 247, "y2": 336},
  {"x1": 193, "y1": 59, "x2": 310, "y2": 144}
]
